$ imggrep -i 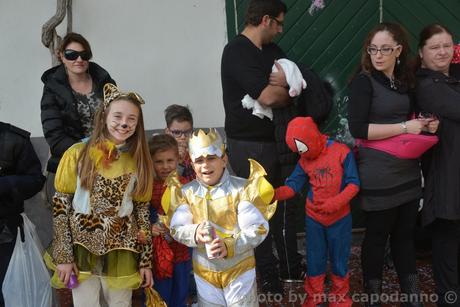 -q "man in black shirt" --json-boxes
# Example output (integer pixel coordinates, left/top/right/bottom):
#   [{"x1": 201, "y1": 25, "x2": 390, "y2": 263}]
[{"x1": 221, "y1": 0, "x2": 302, "y2": 294}]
